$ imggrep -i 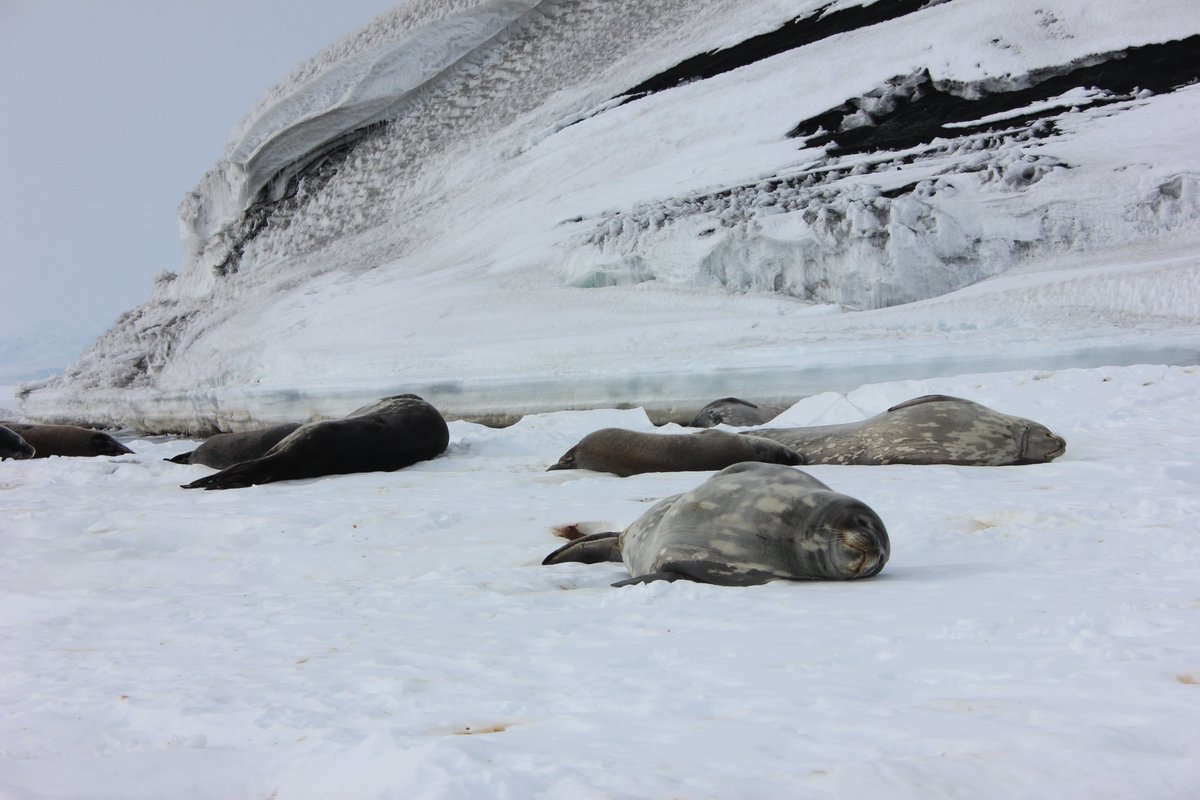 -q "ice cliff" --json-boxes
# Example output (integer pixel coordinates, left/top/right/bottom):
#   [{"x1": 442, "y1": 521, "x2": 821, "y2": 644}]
[{"x1": 21, "y1": 0, "x2": 1200, "y2": 432}]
